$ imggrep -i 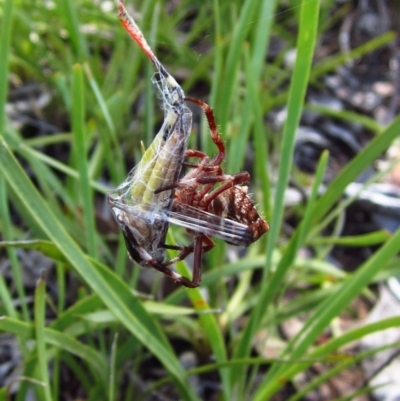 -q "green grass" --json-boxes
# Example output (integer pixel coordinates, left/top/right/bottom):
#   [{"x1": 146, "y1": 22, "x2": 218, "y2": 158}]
[{"x1": 1, "y1": 0, "x2": 399, "y2": 400}]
